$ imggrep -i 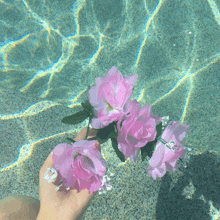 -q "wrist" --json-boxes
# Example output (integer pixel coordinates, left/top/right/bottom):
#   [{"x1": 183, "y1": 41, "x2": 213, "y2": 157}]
[
  {"x1": 37, "y1": 210, "x2": 56, "y2": 220},
  {"x1": 36, "y1": 210, "x2": 78, "y2": 220},
  {"x1": 36, "y1": 210, "x2": 47, "y2": 220}
]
